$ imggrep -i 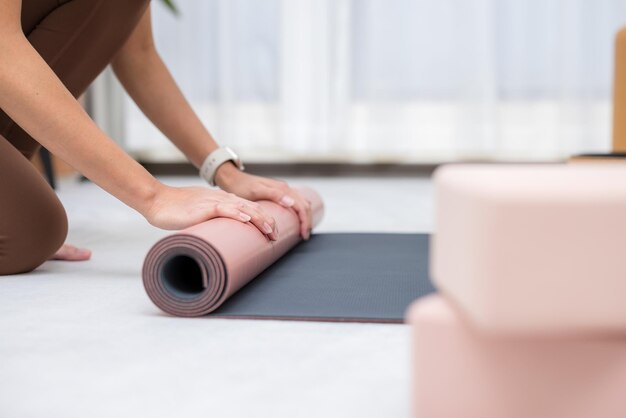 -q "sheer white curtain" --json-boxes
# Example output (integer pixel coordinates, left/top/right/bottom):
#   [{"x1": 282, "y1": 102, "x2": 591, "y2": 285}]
[{"x1": 119, "y1": 0, "x2": 626, "y2": 163}]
